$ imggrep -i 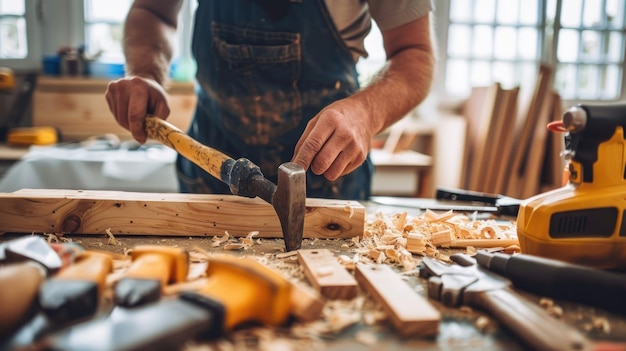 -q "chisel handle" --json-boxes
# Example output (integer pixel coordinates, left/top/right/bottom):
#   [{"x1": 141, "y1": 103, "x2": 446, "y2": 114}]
[
  {"x1": 145, "y1": 116, "x2": 268, "y2": 199},
  {"x1": 468, "y1": 288, "x2": 591, "y2": 351}
]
